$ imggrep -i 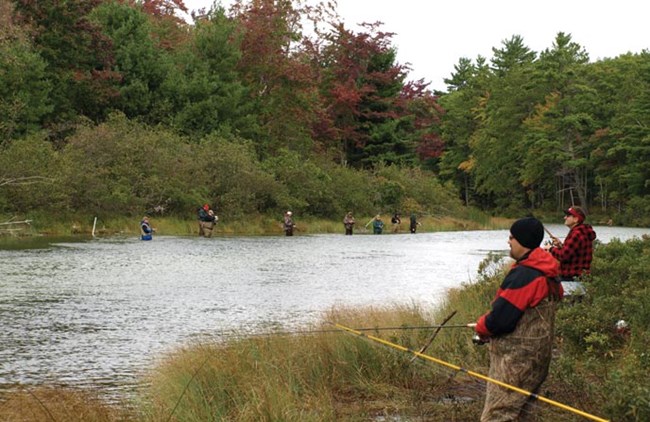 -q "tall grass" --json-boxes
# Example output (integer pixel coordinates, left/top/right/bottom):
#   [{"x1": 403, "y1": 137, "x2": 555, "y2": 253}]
[
  {"x1": 136, "y1": 299, "x2": 493, "y2": 421},
  {"x1": 0, "y1": 387, "x2": 132, "y2": 422}
]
